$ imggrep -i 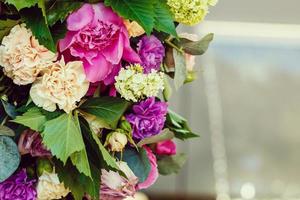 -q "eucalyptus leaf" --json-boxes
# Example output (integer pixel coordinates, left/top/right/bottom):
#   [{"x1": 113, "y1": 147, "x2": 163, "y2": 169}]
[
  {"x1": 0, "y1": 125, "x2": 15, "y2": 137},
  {"x1": 173, "y1": 50, "x2": 187, "y2": 90},
  {"x1": 0, "y1": 136, "x2": 20, "y2": 182},
  {"x1": 157, "y1": 153, "x2": 186, "y2": 175},
  {"x1": 137, "y1": 128, "x2": 174, "y2": 147},
  {"x1": 1, "y1": 99, "x2": 17, "y2": 119}
]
